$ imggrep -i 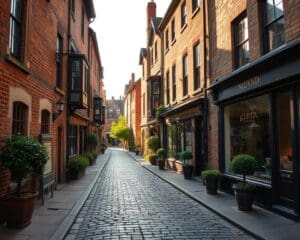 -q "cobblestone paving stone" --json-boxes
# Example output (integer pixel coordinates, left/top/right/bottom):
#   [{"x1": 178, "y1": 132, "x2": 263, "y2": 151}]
[{"x1": 65, "y1": 149, "x2": 254, "y2": 240}]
